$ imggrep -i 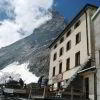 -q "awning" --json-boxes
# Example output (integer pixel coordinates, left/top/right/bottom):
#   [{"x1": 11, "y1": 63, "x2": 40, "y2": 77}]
[
  {"x1": 63, "y1": 58, "x2": 93, "y2": 89},
  {"x1": 78, "y1": 66, "x2": 96, "y2": 74}
]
